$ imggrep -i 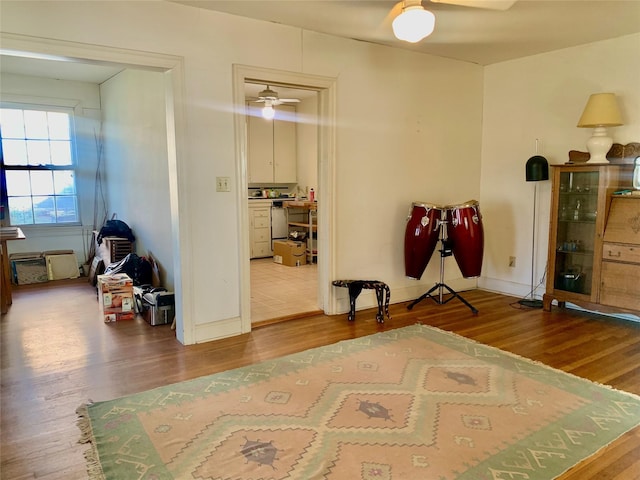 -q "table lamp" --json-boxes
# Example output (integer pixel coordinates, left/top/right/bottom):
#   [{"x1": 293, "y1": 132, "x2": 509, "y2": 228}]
[{"x1": 577, "y1": 93, "x2": 623, "y2": 164}]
